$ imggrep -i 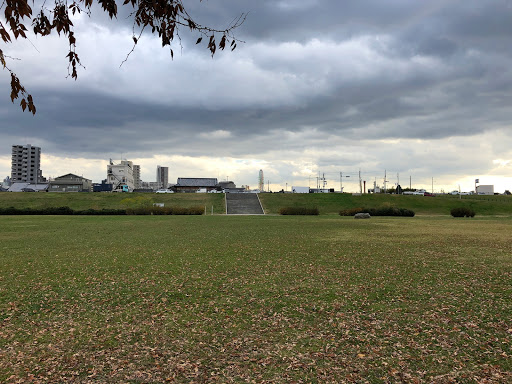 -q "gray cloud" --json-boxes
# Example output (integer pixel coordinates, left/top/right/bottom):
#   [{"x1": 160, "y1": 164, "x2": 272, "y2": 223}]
[{"x1": 1, "y1": 0, "x2": 512, "y2": 191}]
